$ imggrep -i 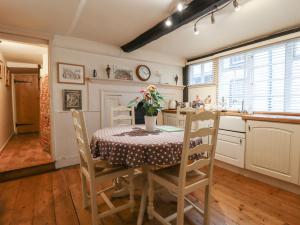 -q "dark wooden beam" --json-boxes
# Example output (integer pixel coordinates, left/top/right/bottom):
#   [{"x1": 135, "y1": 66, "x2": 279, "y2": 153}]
[
  {"x1": 187, "y1": 26, "x2": 300, "y2": 62},
  {"x1": 121, "y1": 0, "x2": 230, "y2": 53}
]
